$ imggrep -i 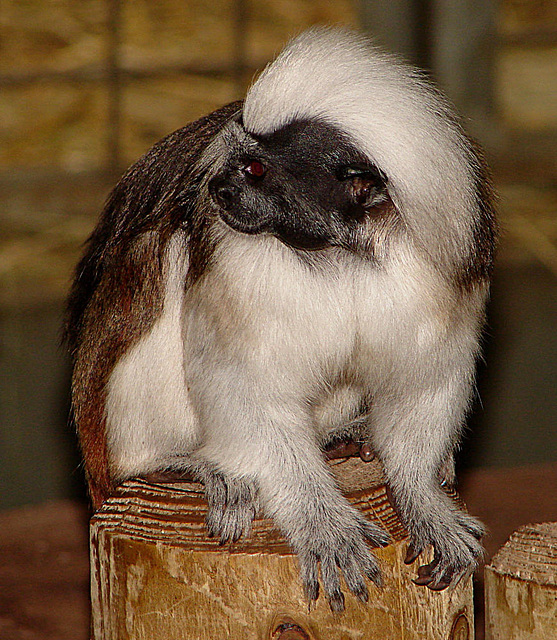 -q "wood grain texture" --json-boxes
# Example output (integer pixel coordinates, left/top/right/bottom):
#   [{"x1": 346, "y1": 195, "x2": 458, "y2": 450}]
[
  {"x1": 485, "y1": 522, "x2": 557, "y2": 640},
  {"x1": 90, "y1": 458, "x2": 474, "y2": 640}
]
